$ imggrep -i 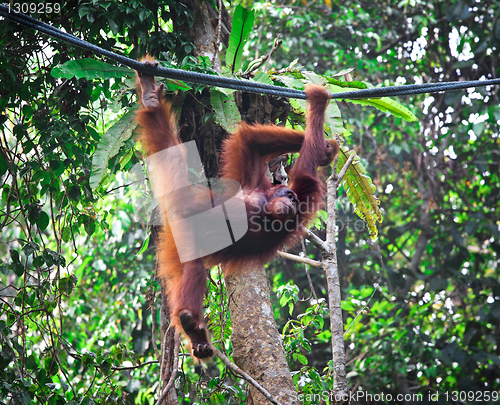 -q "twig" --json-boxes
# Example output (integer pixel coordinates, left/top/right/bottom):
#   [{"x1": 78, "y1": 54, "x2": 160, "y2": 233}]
[
  {"x1": 301, "y1": 237, "x2": 320, "y2": 302},
  {"x1": 148, "y1": 288, "x2": 161, "y2": 362},
  {"x1": 329, "y1": 153, "x2": 356, "y2": 186},
  {"x1": 82, "y1": 367, "x2": 98, "y2": 397},
  {"x1": 212, "y1": 0, "x2": 222, "y2": 66},
  {"x1": 105, "y1": 179, "x2": 145, "y2": 195},
  {"x1": 344, "y1": 240, "x2": 383, "y2": 336},
  {"x1": 243, "y1": 34, "x2": 282, "y2": 77},
  {"x1": 1, "y1": 331, "x2": 23, "y2": 379},
  {"x1": 277, "y1": 250, "x2": 322, "y2": 268},
  {"x1": 301, "y1": 226, "x2": 329, "y2": 253},
  {"x1": 343, "y1": 284, "x2": 378, "y2": 337},
  {"x1": 212, "y1": 347, "x2": 283, "y2": 405},
  {"x1": 112, "y1": 360, "x2": 158, "y2": 370},
  {"x1": 156, "y1": 330, "x2": 180, "y2": 405},
  {"x1": 159, "y1": 324, "x2": 169, "y2": 395}
]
